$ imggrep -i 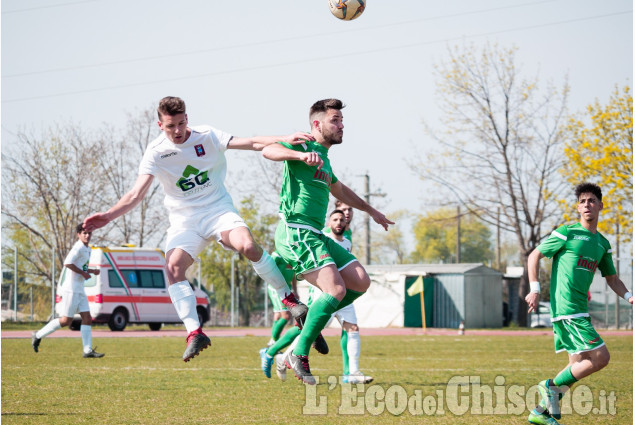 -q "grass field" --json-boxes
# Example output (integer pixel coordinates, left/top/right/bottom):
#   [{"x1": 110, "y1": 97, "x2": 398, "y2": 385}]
[{"x1": 1, "y1": 331, "x2": 632, "y2": 424}]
